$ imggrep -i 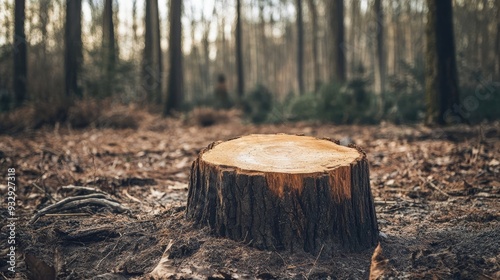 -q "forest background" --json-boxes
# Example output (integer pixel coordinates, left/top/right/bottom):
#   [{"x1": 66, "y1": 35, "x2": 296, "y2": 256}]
[{"x1": 0, "y1": 0, "x2": 499, "y2": 129}]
